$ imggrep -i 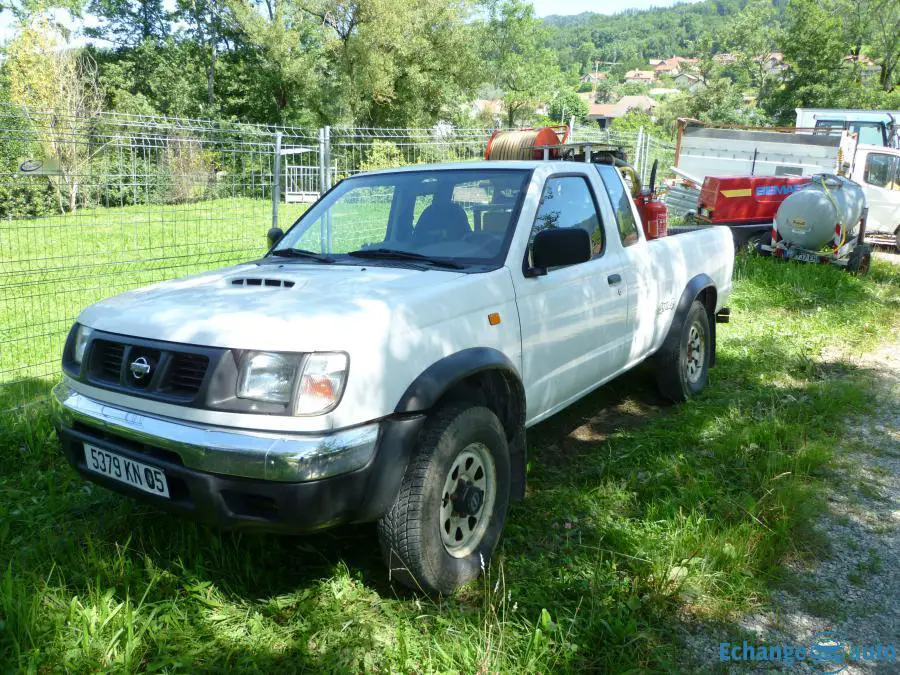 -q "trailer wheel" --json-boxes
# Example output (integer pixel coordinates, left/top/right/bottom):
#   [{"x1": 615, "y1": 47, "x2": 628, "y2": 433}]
[
  {"x1": 655, "y1": 299, "x2": 711, "y2": 402},
  {"x1": 847, "y1": 244, "x2": 872, "y2": 276},
  {"x1": 747, "y1": 233, "x2": 768, "y2": 255}
]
